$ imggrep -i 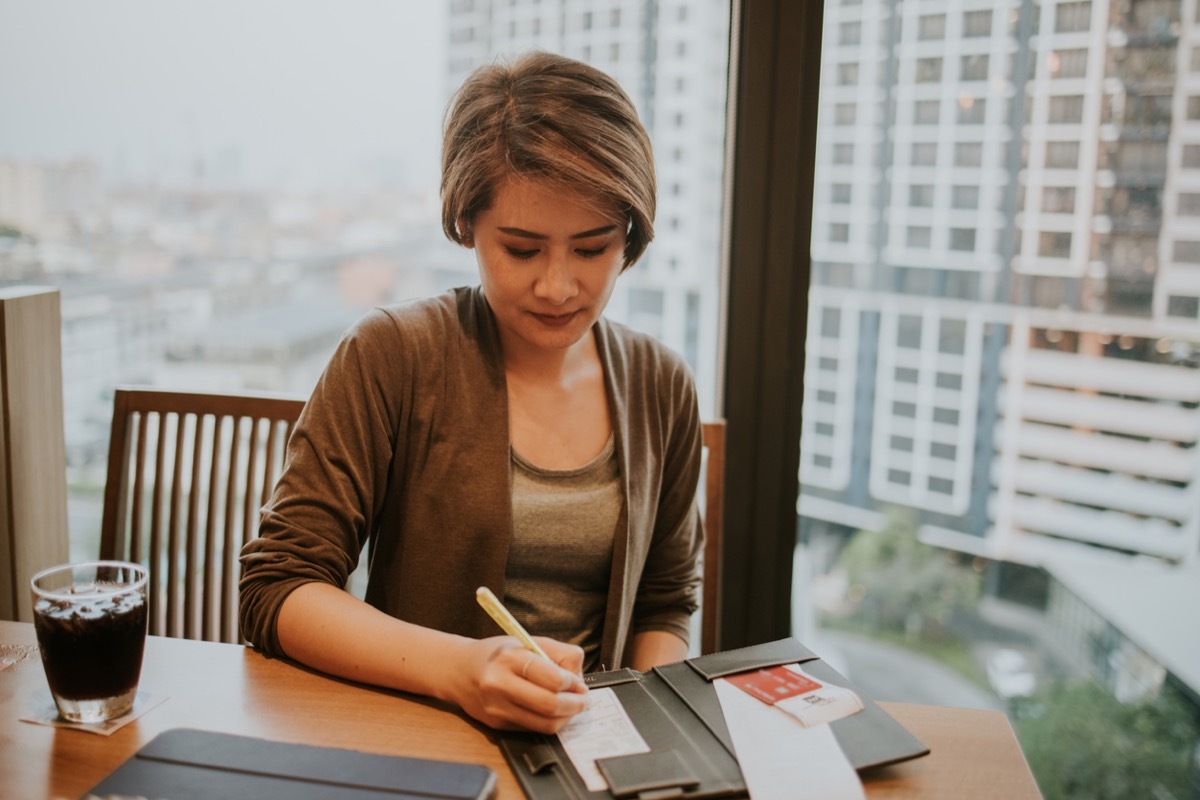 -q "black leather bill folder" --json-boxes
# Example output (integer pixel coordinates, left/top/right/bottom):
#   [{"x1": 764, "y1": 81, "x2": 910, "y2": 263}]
[
  {"x1": 498, "y1": 637, "x2": 930, "y2": 800},
  {"x1": 80, "y1": 727, "x2": 498, "y2": 800}
]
